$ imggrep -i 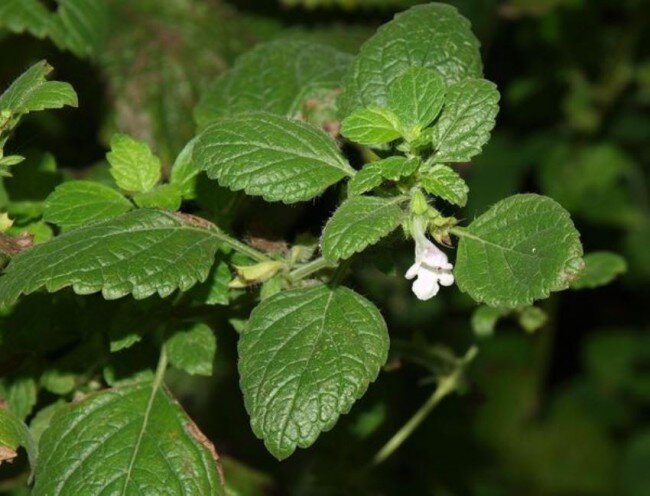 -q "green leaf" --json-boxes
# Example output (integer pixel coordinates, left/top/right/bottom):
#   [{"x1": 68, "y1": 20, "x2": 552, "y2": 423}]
[
  {"x1": 166, "y1": 323, "x2": 216, "y2": 376},
  {"x1": 195, "y1": 40, "x2": 352, "y2": 128},
  {"x1": 133, "y1": 184, "x2": 182, "y2": 211},
  {"x1": 0, "y1": 0, "x2": 51, "y2": 38},
  {"x1": 107, "y1": 134, "x2": 162, "y2": 193},
  {"x1": 454, "y1": 194, "x2": 584, "y2": 308},
  {"x1": 420, "y1": 164, "x2": 469, "y2": 206},
  {"x1": 517, "y1": 305, "x2": 548, "y2": 333},
  {"x1": 347, "y1": 165, "x2": 384, "y2": 196},
  {"x1": 339, "y1": 3, "x2": 483, "y2": 117},
  {"x1": 388, "y1": 66, "x2": 445, "y2": 132},
  {"x1": 170, "y1": 138, "x2": 199, "y2": 200},
  {"x1": 347, "y1": 156, "x2": 418, "y2": 196},
  {"x1": 431, "y1": 79, "x2": 500, "y2": 163},
  {"x1": 194, "y1": 112, "x2": 353, "y2": 203},
  {"x1": 44, "y1": 181, "x2": 133, "y2": 230},
  {"x1": 238, "y1": 284, "x2": 389, "y2": 459},
  {"x1": 0, "y1": 377, "x2": 37, "y2": 421},
  {"x1": 340, "y1": 107, "x2": 402, "y2": 145},
  {"x1": 0, "y1": 60, "x2": 77, "y2": 116},
  {"x1": 375, "y1": 155, "x2": 419, "y2": 180},
  {"x1": 471, "y1": 305, "x2": 507, "y2": 338},
  {"x1": 187, "y1": 254, "x2": 231, "y2": 306},
  {"x1": 31, "y1": 383, "x2": 225, "y2": 495},
  {"x1": 0, "y1": 404, "x2": 36, "y2": 468},
  {"x1": 321, "y1": 196, "x2": 404, "y2": 261},
  {"x1": 47, "y1": 0, "x2": 110, "y2": 59},
  {"x1": 0, "y1": 209, "x2": 221, "y2": 308},
  {"x1": 571, "y1": 251, "x2": 627, "y2": 290}
]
